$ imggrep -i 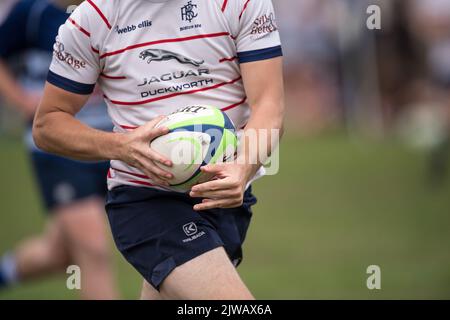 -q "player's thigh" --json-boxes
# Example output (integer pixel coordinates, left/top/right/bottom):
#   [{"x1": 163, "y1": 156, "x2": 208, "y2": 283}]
[
  {"x1": 160, "y1": 247, "x2": 254, "y2": 300},
  {"x1": 140, "y1": 280, "x2": 163, "y2": 300},
  {"x1": 56, "y1": 196, "x2": 110, "y2": 256}
]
